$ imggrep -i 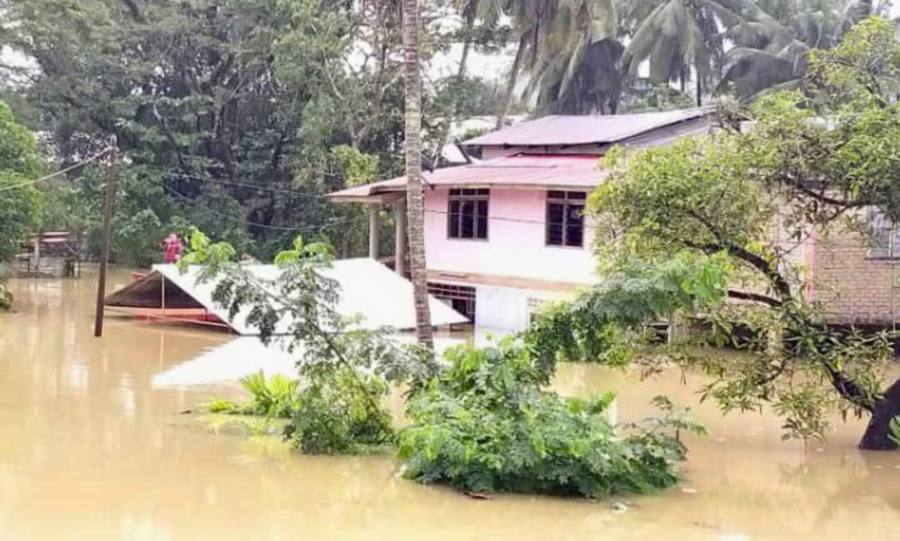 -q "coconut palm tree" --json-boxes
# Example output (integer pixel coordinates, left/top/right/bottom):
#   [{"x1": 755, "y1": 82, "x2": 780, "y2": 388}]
[
  {"x1": 401, "y1": 0, "x2": 434, "y2": 348},
  {"x1": 620, "y1": 0, "x2": 745, "y2": 105},
  {"x1": 718, "y1": 0, "x2": 886, "y2": 101},
  {"x1": 495, "y1": 0, "x2": 619, "y2": 120},
  {"x1": 523, "y1": 0, "x2": 622, "y2": 113}
]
